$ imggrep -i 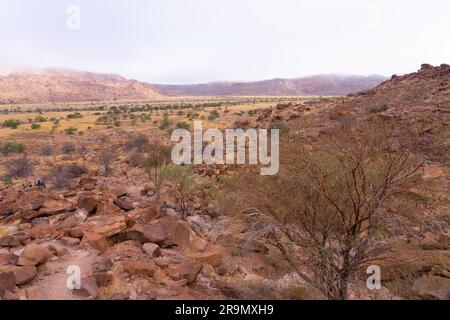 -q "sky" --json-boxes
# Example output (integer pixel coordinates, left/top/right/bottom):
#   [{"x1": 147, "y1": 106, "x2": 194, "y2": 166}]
[{"x1": 0, "y1": 0, "x2": 449, "y2": 84}]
